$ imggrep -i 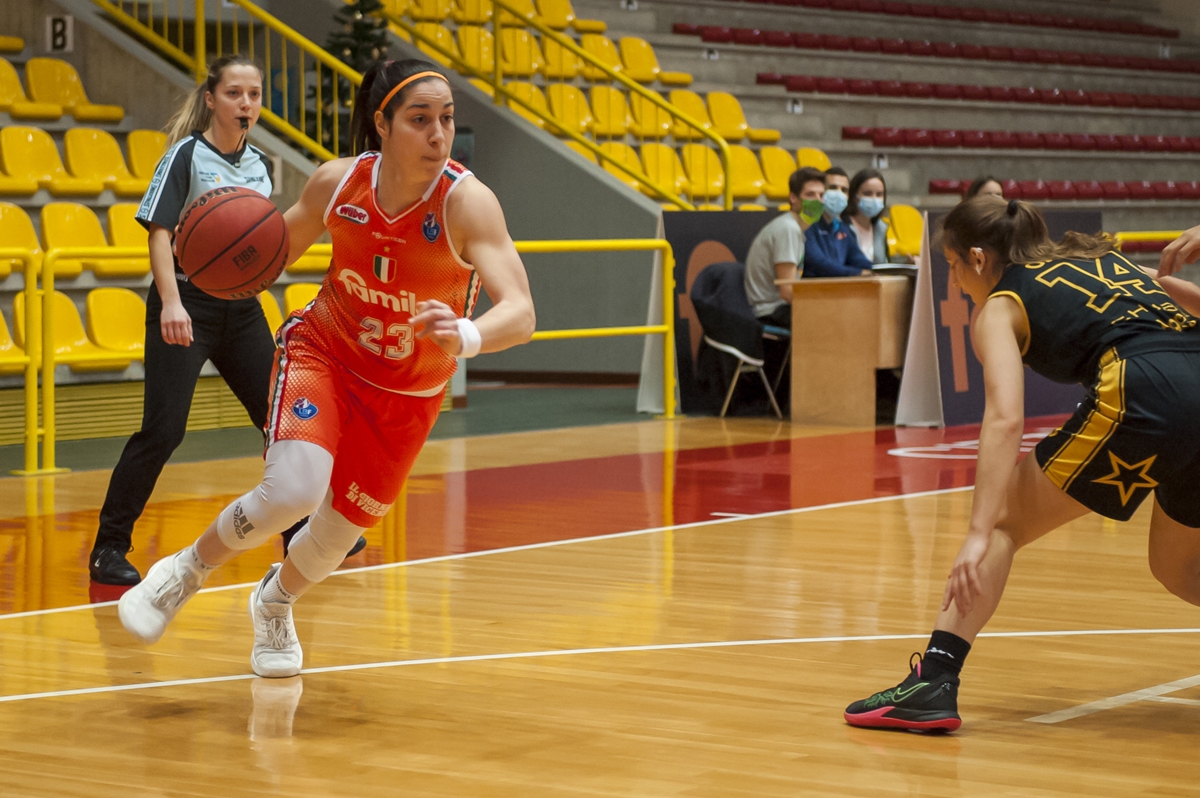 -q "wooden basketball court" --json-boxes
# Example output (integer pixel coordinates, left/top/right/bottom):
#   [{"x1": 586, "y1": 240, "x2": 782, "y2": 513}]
[{"x1": 0, "y1": 416, "x2": 1197, "y2": 796}]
